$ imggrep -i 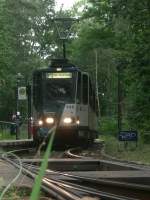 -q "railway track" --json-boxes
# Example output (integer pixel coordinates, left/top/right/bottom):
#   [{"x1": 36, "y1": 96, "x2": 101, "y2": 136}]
[
  {"x1": 1, "y1": 145, "x2": 150, "y2": 200},
  {"x1": 65, "y1": 145, "x2": 150, "y2": 171},
  {"x1": 0, "y1": 138, "x2": 149, "y2": 170},
  {"x1": 0, "y1": 154, "x2": 146, "y2": 200}
]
